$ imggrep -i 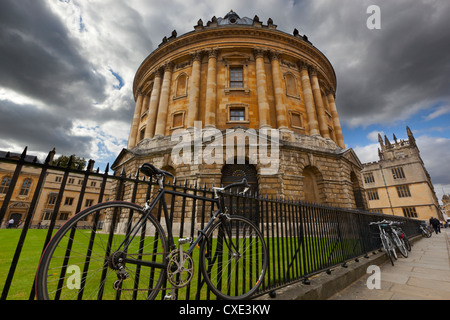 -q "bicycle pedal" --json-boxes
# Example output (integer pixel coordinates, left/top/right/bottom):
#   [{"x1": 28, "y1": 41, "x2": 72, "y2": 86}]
[{"x1": 178, "y1": 237, "x2": 192, "y2": 245}]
